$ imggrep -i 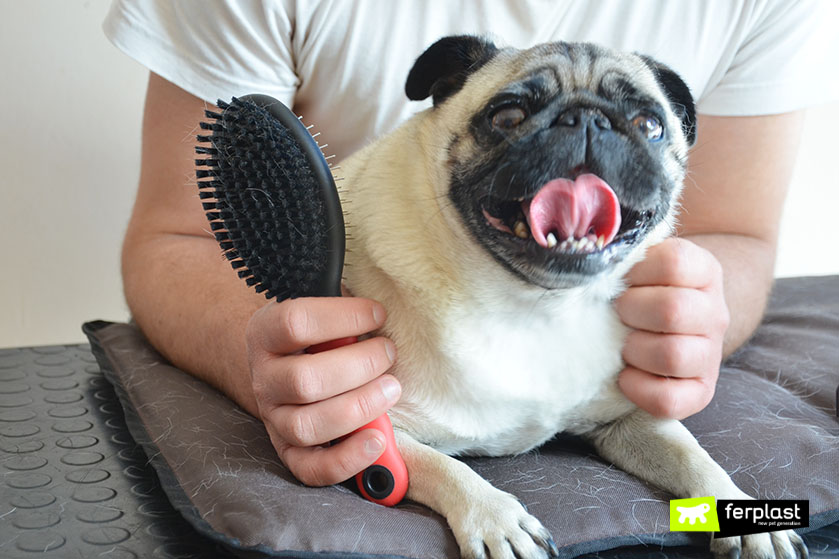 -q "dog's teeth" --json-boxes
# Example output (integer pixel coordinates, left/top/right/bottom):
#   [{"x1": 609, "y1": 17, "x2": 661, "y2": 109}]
[
  {"x1": 514, "y1": 221, "x2": 529, "y2": 239},
  {"x1": 551, "y1": 234, "x2": 604, "y2": 254}
]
